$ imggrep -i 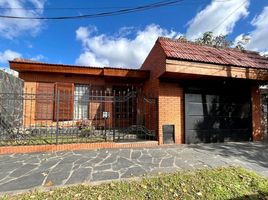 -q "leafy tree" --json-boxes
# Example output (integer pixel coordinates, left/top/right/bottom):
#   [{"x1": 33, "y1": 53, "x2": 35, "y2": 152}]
[
  {"x1": 195, "y1": 31, "x2": 233, "y2": 48},
  {"x1": 235, "y1": 35, "x2": 251, "y2": 50}
]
